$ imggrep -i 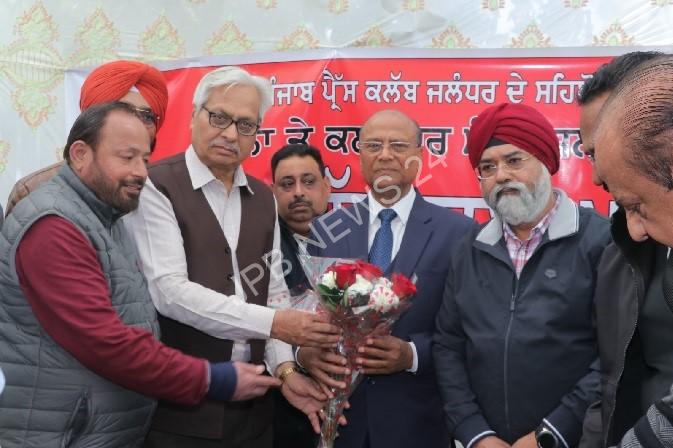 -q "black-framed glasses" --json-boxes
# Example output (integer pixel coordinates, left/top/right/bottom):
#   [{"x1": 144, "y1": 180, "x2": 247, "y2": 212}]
[
  {"x1": 476, "y1": 155, "x2": 532, "y2": 180},
  {"x1": 132, "y1": 107, "x2": 159, "y2": 127},
  {"x1": 201, "y1": 106, "x2": 259, "y2": 136}
]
